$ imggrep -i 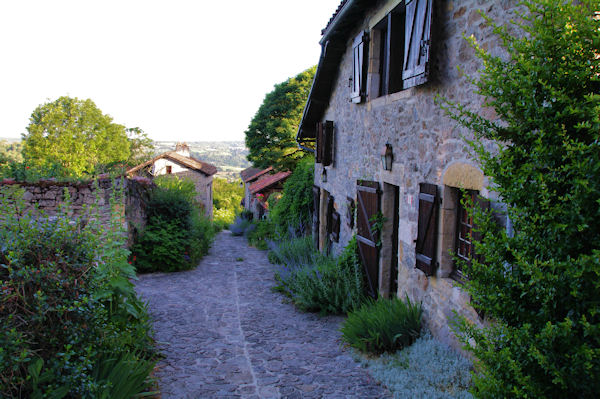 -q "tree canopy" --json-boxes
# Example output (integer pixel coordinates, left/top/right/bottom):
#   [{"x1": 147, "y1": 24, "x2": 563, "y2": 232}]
[
  {"x1": 22, "y1": 96, "x2": 131, "y2": 177},
  {"x1": 245, "y1": 66, "x2": 315, "y2": 171},
  {"x1": 442, "y1": 1, "x2": 600, "y2": 396}
]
